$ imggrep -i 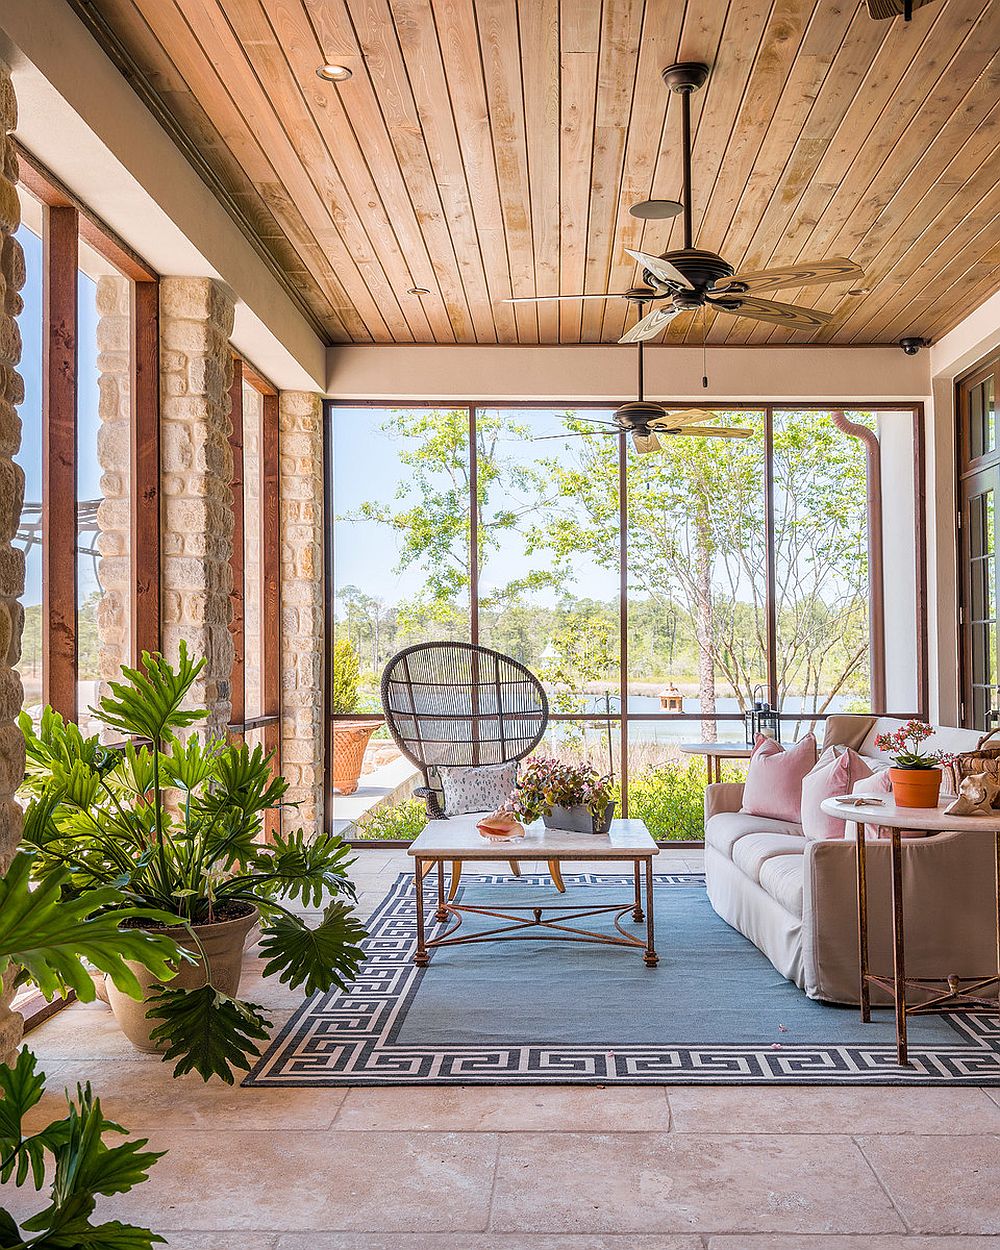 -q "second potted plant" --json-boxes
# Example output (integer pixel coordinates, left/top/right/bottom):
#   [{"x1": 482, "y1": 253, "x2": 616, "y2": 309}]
[
  {"x1": 331, "y1": 637, "x2": 383, "y2": 794},
  {"x1": 874, "y1": 719, "x2": 946, "y2": 808},
  {"x1": 508, "y1": 757, "x2": 616, "y2": 834}
]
